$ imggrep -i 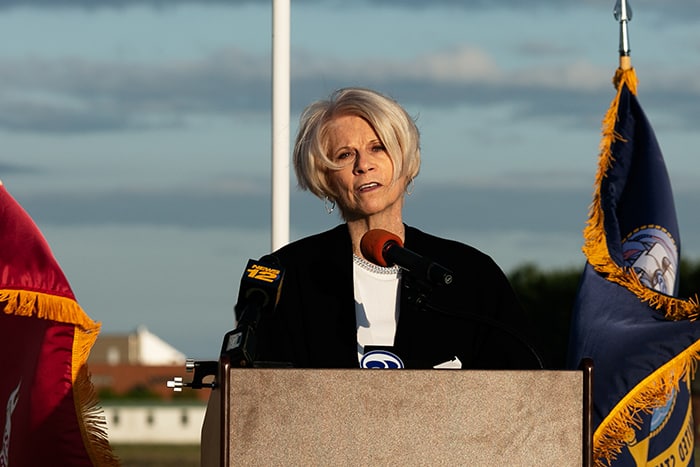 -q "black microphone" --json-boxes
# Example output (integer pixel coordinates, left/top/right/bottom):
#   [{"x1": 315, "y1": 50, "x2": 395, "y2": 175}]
[
  {"x1": 222, "y1": 255, "x2": 285, "y2": 367},
  {"x1": 360, "y1": 229, "x2": 453, "y2": 286}
]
